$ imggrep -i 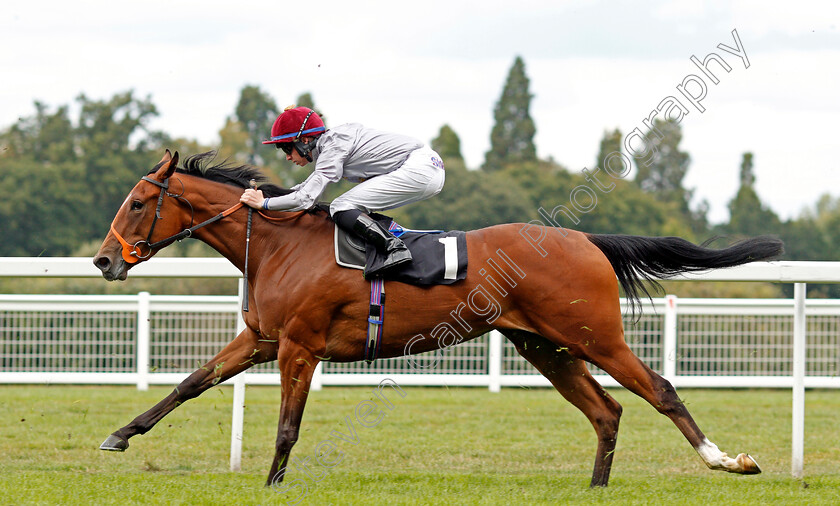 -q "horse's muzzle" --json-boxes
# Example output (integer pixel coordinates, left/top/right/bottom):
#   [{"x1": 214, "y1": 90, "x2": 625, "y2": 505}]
[{"x1": 93, "y1": 253, "x2": 128, "y2": 281}]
